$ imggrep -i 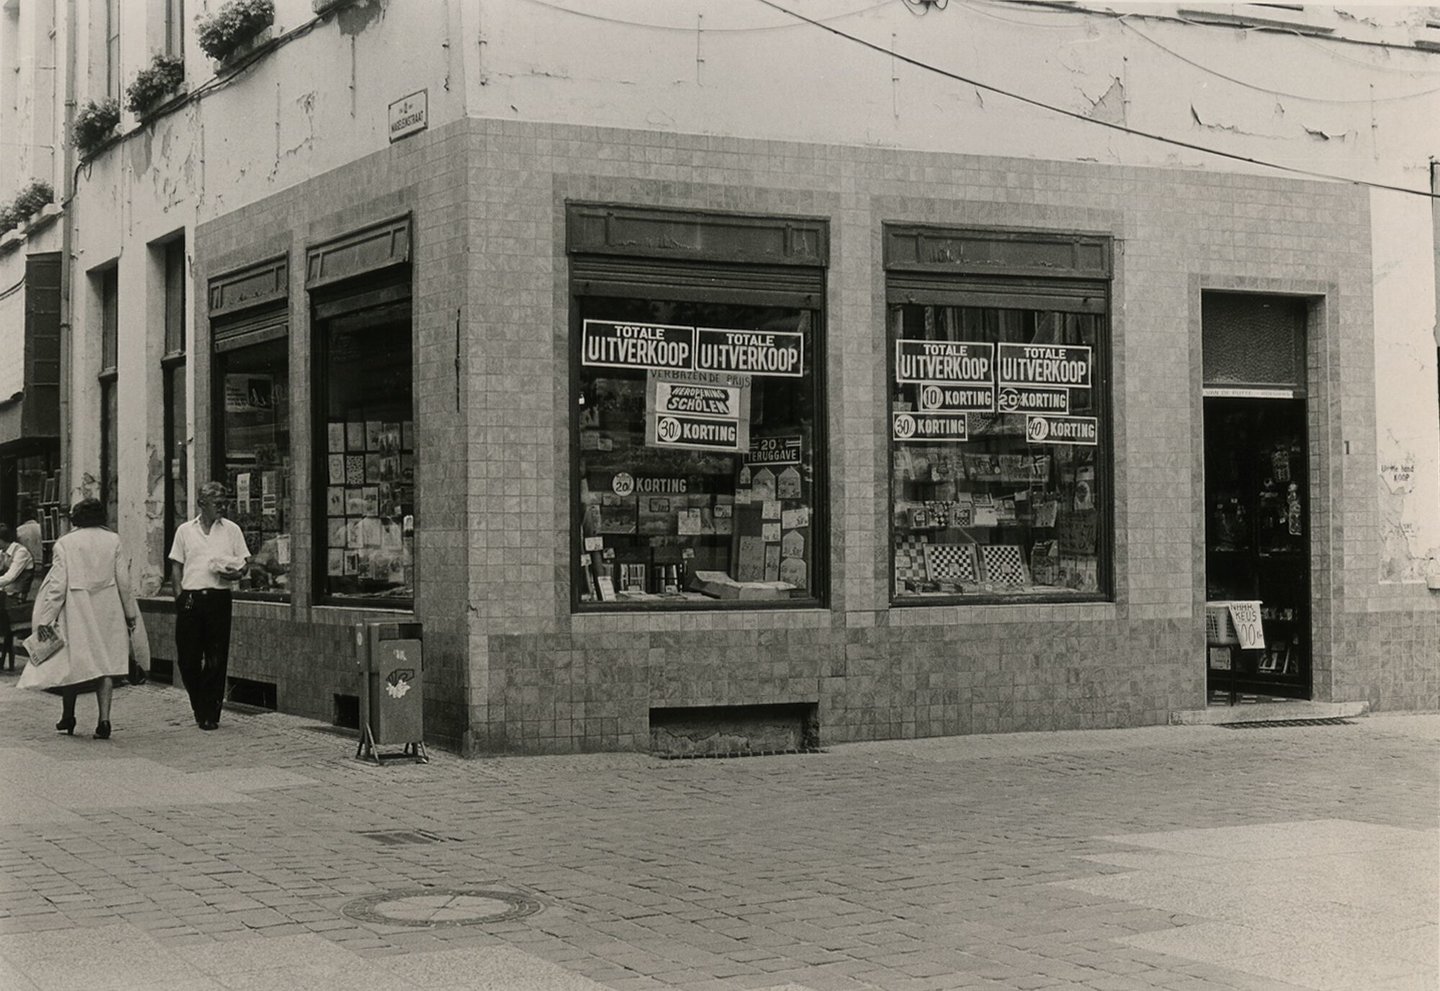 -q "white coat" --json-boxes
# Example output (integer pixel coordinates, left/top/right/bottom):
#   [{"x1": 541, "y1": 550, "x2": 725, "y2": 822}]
[{"x1": 20, "y1": 526, "x2": 138, "y2": 688}]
